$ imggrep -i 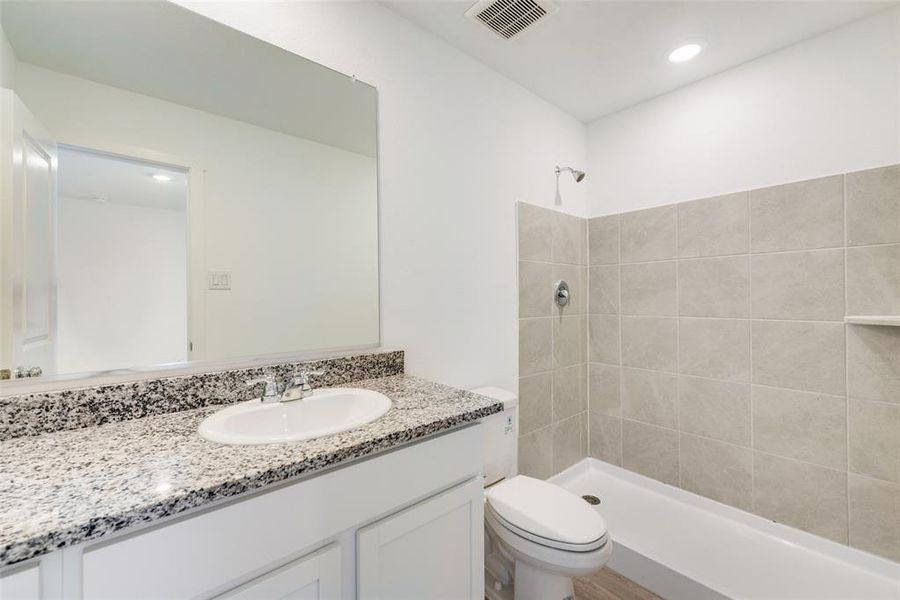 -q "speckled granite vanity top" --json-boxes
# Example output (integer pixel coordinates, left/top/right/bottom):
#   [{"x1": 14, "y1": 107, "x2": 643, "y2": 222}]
[{"x1": 0, "y1": 375, "x2": 503, "y2": 567}]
